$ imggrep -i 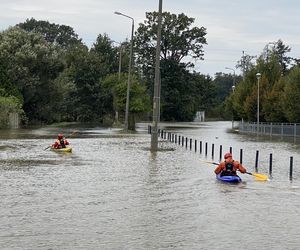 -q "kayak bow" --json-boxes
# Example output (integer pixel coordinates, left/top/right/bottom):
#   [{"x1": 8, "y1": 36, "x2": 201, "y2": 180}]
[
  {"x1": 50, "y1": 147, "x2": 72, "y2": 153},
  {"x1": 216, "y1": 173, "x2": 242, "y2": 183}
]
